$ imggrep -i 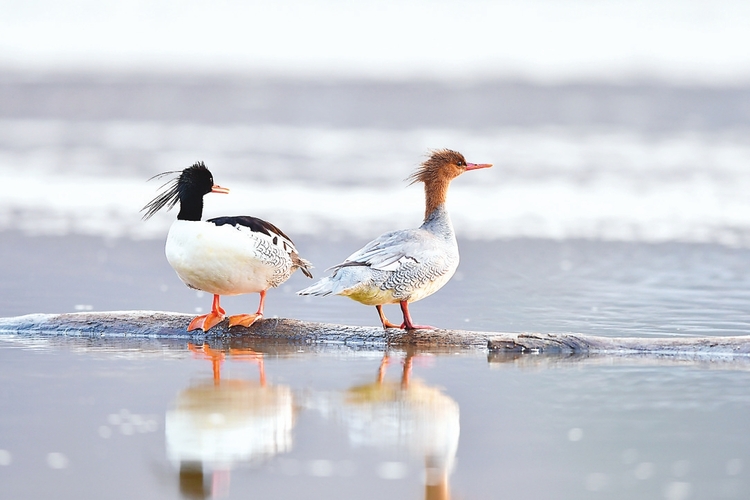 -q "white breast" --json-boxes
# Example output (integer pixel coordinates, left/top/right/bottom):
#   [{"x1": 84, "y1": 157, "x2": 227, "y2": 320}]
[{"x1": 165, "y1": 220, "x2": 292, "y2": 295}]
